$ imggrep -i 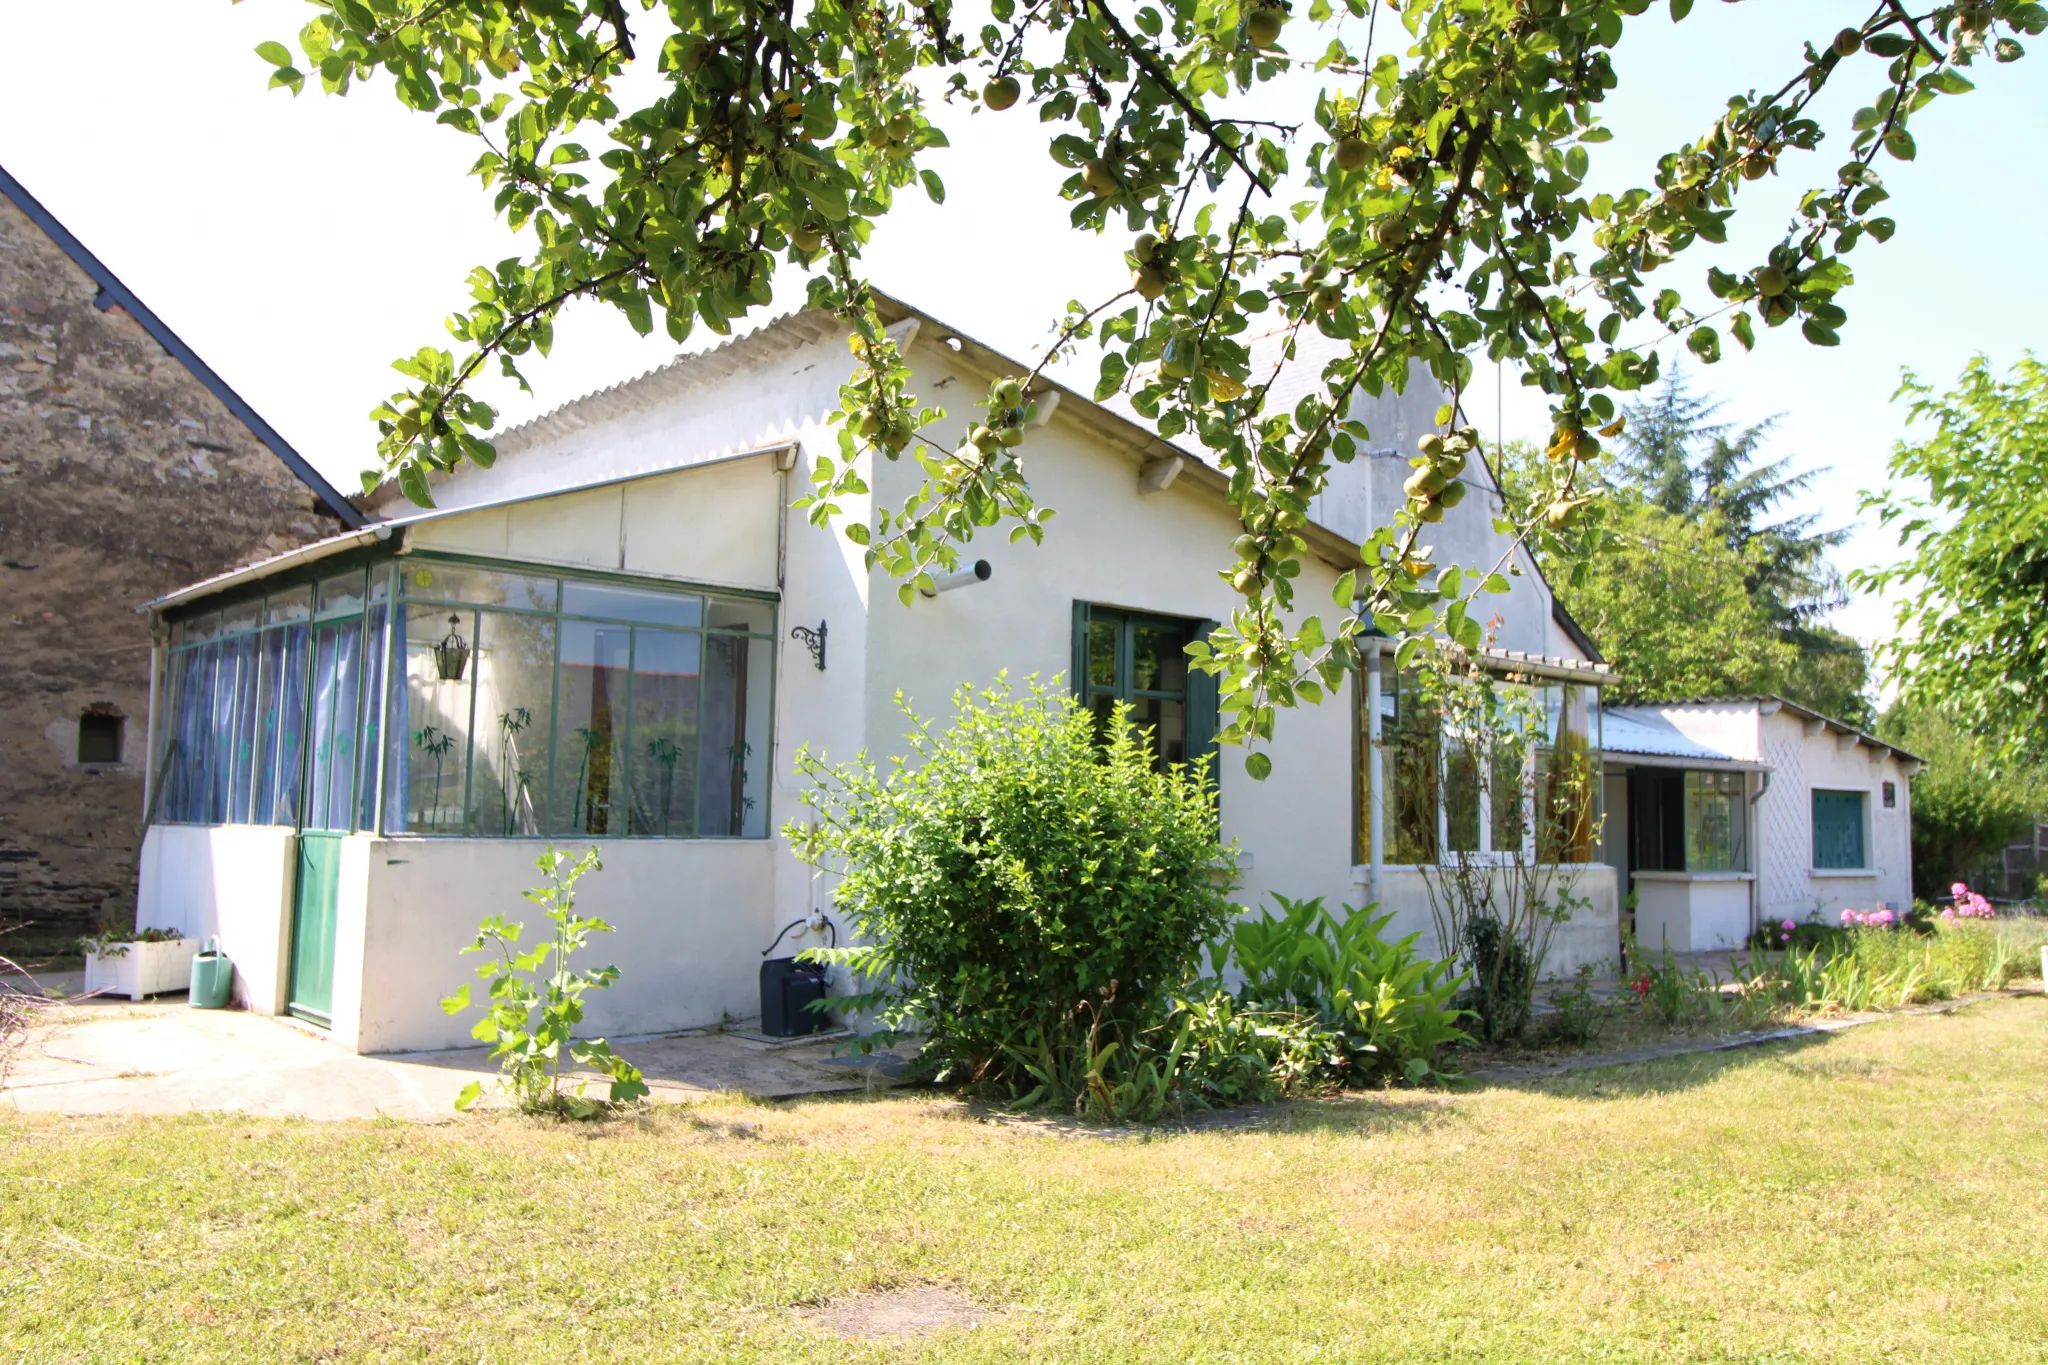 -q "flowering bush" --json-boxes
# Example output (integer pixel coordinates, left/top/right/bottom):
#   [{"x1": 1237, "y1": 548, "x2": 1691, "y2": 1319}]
[
  {"x1": 1755, "y1": 918, "x2": 1801, "y2": 950},
  {"x1": 1941, "y1": 882, "x2": 1998, "y2": 922},
  {"x1": 1840, "y1": 908, "x2": 1898, "y2": 929}
]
